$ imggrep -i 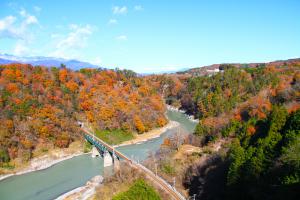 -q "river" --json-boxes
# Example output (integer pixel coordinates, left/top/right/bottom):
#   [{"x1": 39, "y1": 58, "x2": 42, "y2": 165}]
[{"x1": 0, "y1": 110, "x2": 197, "y2": 200}]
